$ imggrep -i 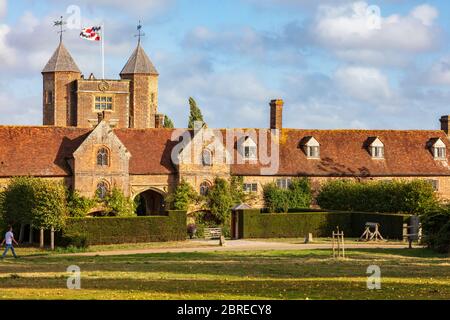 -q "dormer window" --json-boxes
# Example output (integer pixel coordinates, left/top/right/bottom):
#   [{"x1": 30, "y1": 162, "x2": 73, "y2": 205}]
[
  {"x1": 242, "y1": 137, "x2": 257, "y2": 161},
  {"x1": 368, "y1": 138, "x2": 385, "y2": 159},
  {"x1": 301, "y1": 137, "x2": 320, "y2": 159},
  {"x1": 429, "y1": 138, "x2": 447, "y2": 160}
]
